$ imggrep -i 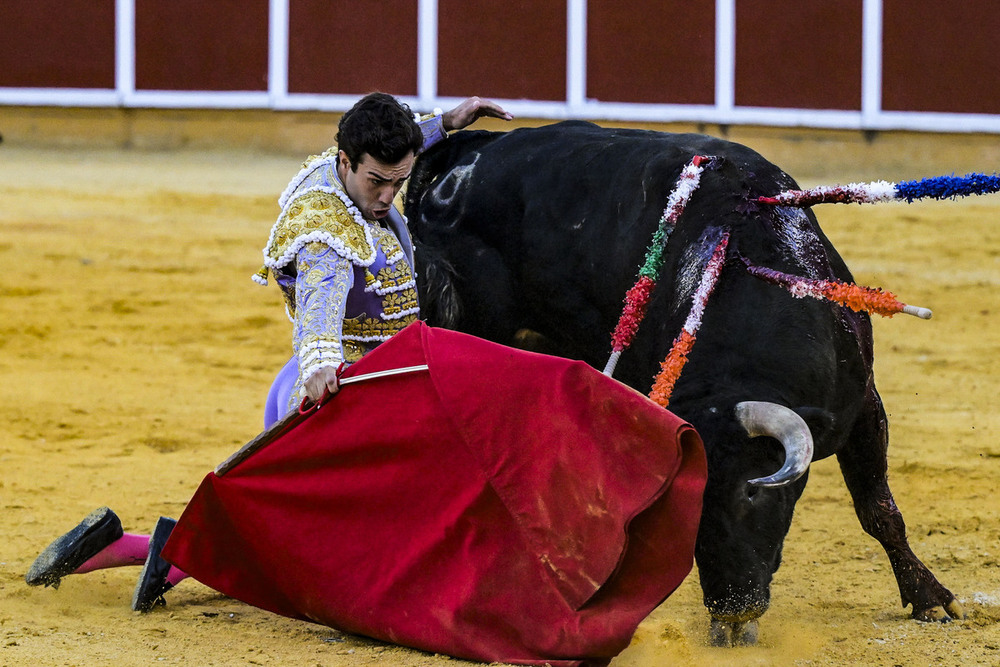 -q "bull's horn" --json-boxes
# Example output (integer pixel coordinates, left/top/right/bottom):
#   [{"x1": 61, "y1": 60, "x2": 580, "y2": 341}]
[{"x1": 735, "y1": 401, "x2": 814, "y2": 488}]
